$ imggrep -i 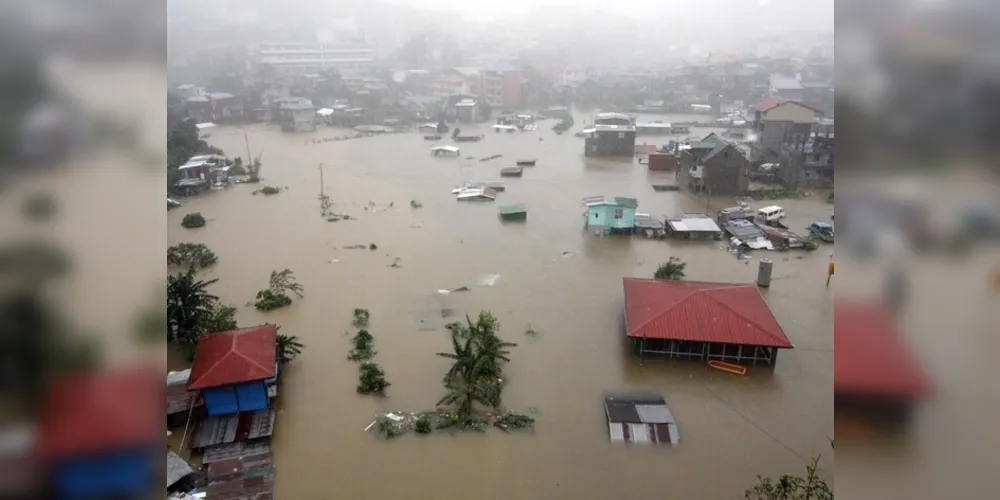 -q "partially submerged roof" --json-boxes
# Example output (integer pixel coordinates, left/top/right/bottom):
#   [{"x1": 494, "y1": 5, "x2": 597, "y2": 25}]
[
  {"x1": 187, "y1": 325, "x2": 278, "y2": 391},
  {"x1": 666, "y1": 214, "x2": 722, "y2": 233},
  {"x1": 431, "y1": 145, "x2": 460, "y2": 152},
  {"x1": 835, "y1": 301, "x2": 930, "y2": 400},
  {"x1": 623, "y1": 279, "x2": 793, "y2": 348},
  {"x1": 499, "y1": 203, "x2": 527, "y2": 215},
  {"x1": 604, "y1": 393, "x2": 678, "y2": 446},
  {"x1": 40, "y1": 367, "x2": 161, "y2": 459},
  {"x1": 754, "y1": 97, "x2": 788, "y2": 112},
  {"x1": 582, "y1": 196, "x2": 638, "y2": 208}
]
